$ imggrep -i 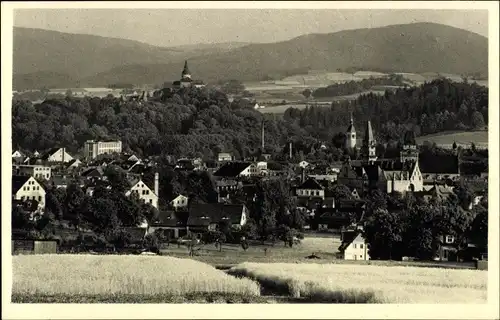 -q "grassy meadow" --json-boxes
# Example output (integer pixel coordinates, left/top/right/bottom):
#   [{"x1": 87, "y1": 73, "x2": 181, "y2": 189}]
[
  {"x1": 416, "y1": 131, "x2": 488, "y2": 148},
  {"x1": 12, "y1": 254, "x2": 261, "y2": 303},
  {"x1": 228, "y1": 262, "x2": 487, "y2": 303}
]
